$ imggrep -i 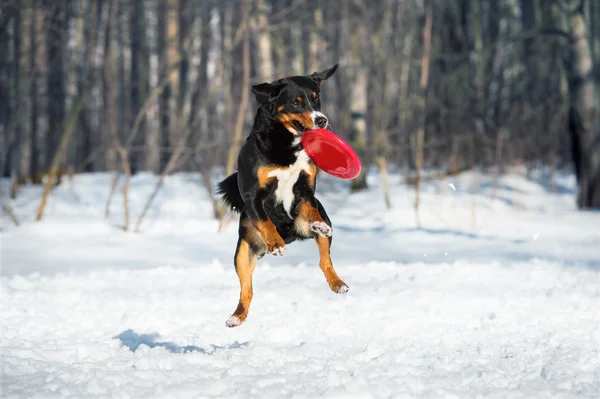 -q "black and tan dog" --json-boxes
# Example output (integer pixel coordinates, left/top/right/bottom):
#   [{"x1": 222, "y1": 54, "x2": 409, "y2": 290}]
[{"x1": 217, "y1": 64, "x2": 348, "y2": 327}]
